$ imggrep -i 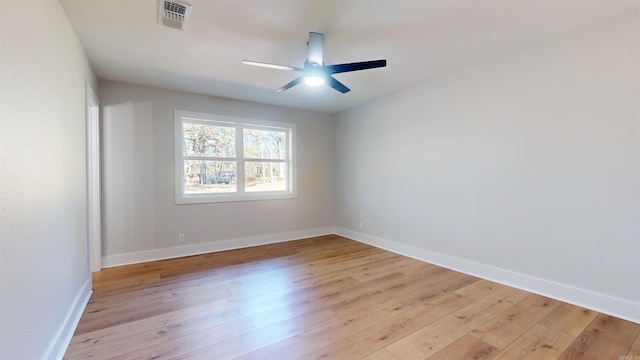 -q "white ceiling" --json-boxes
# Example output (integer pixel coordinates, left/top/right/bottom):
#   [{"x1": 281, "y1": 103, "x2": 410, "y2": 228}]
[{"x1": 60, "y1": 0, "x2": 640, "y2": 114}]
